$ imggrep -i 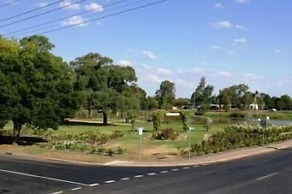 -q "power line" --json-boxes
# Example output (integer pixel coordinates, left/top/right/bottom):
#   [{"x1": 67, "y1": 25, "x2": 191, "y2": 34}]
[
  {"x1": 0, "y1": 0, "x2": 86, "y2": 28},
  {"x1": 6, "y1": 0, "x2": 153, "y2": 37},
  {"x1": 0, "y1": 0, "x2": 20, "y2": 9},
  {"x1": 0, "y1": 0, "x2": 63, "y2": 22},
  {"x1": 4, "y1": 0, "x2": 131, "y2": 36},
  {"x1": 39, "y1": 0, "x2": 167, "y2": 35}
]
